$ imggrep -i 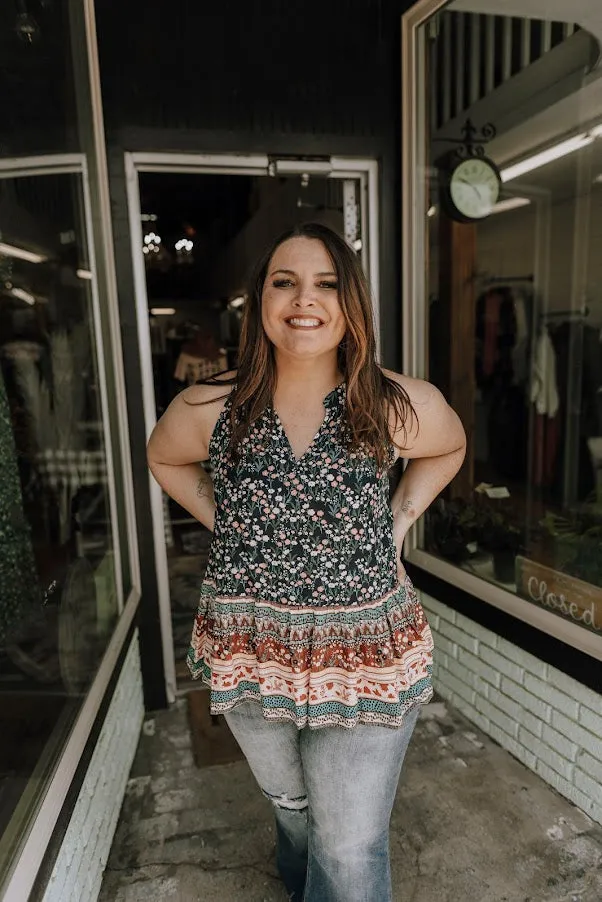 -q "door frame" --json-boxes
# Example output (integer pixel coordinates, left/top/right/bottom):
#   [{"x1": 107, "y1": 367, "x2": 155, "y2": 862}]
[{"x1": 124, "y1": 151, "x2": 381, "y2": 702}]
